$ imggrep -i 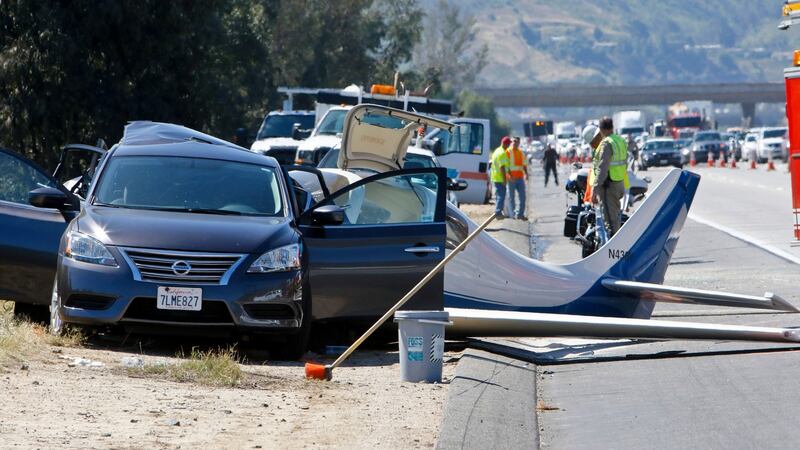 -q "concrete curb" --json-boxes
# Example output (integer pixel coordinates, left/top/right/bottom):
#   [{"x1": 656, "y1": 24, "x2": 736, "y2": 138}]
[{"x1": 436, "y1": 349, "x2": 539, "y2": 450}]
